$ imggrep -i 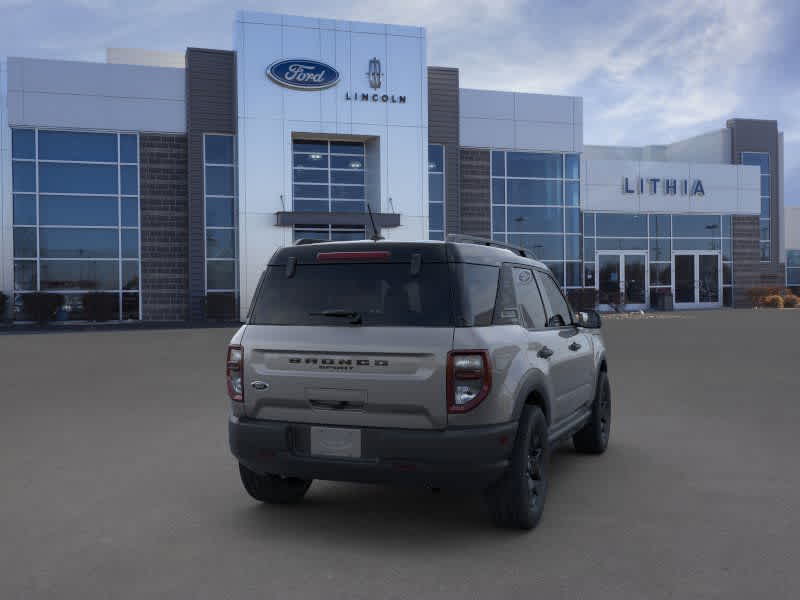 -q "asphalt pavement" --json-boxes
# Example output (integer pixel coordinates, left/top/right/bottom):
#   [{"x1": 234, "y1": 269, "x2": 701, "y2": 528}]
[{"x1": 1, "y1": 309, "x2": 799, "y2": 599}]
